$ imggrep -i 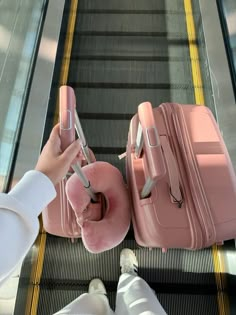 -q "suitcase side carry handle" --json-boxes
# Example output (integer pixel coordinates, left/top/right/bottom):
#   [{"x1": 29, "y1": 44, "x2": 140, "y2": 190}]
[{"x1": 136, "y1": 102, "x2": 166, "y2": 198}]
